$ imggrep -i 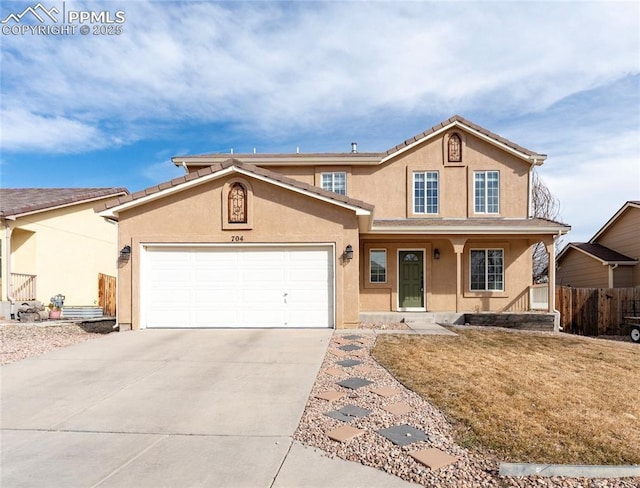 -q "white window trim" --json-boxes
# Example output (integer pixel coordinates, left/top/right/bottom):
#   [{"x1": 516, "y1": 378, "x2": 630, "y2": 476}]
[
  {"x1": 413, "y1": 171, "x2": 439, "y2": 215},
  {"x1": 469, "y1": 248, "x2": 505, "y2": 292},
  {"x1": 369, "y1": 249, "x2": 387, "y2": 284},
  {"x1": 321, "y1": 171, "x2": 347, "y2": 195},
  {"x1": 473, "y1": 170, "x2": 500, "y2": 214}
]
